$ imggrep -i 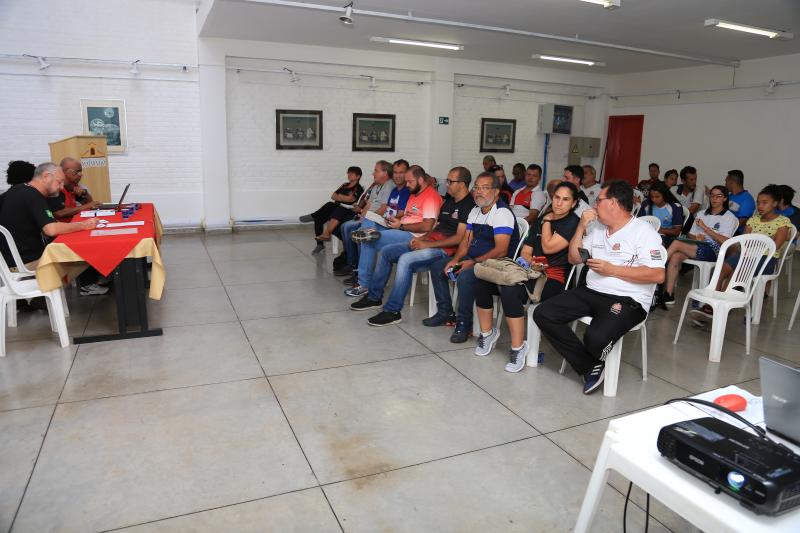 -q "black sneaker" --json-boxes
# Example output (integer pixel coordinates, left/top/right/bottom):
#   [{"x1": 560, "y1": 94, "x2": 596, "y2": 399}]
[
  {"x1": 350, "y1": 296, "x2": 382, "y2": 311},
  {"x1": 334, "y1": 265, "x2": 354, "y2": 277},
  {"x1": 662, "y1": 292, "x2": 675, "y2": 306},
  {"x1": 368, "y1": 311, "x2": 402, "y2": 326},
  {"x1": 342, "y1": 274, "x2": 358, "y2": 286},
  {"x1": 351, "y1": 228, "x2": 381, "y2": 243},
  {"x1": 583, "y1": 362, "x2": 605, "y2": 395},
  {"x1": 450, "y1": 321, "x2": 472, "y2": 343},
  {"x1": 422, "y1": 313, "x2": 456, "y2": 327},
  {"x1": 299, "y1": 214, "x2": 314, "y2": 223},
  {"x1": 311, "y1": 243, "x2": 325, "y2": 255}
]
